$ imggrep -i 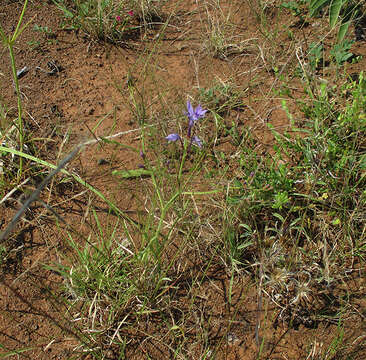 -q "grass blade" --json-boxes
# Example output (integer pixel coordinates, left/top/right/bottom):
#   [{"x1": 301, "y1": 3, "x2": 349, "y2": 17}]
[{"x1": 329, "y1": 0, "x2": 343, "y2": 29}]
